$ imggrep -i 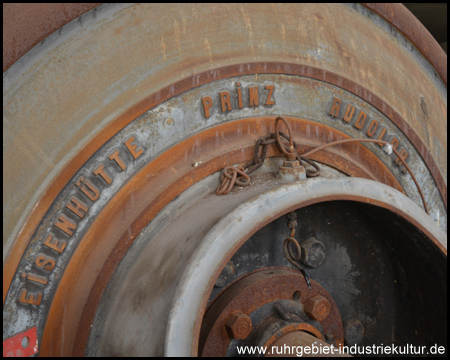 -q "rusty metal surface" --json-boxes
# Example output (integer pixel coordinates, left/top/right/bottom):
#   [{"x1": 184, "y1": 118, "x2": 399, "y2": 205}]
[
  {"x1": 165, "y1": 178, "x2": 446, "y2": 356},
  {"x1": 304, "y1": 295, "x2": 331, "y2": 322},
  {"x1": 3, "y1": 3, "x2": 447, "y2": 281},
  {"x1": 4, "y1": 75, "x2": 446, "y2": 356},
  {"x1": 59, "y1": 170, "x2": 445, "y2": 357},
  {"x1": 3, "y1": 3, "x2": 101, "y2": 72},
  {"x1": 3, "y1": 3, "x2": 447, "y2": 355},
  {"x1": 41, "y1": 118, "x2": 393, "y2": 357},
  {"x1": 225, "y1": 312, "x2": 253, "y2": 340},
  {"x1": 84, "y1": 165, "x2": 301, "y2": 356},
  {"x1": 200, "y1": 268, "x2": 343, "y2": 357},
  {"x1": 3, "y1": 4, "x2": 445, "y2": 81},
  {"x1": 363, "y1": 3, "x2": 447, "y2": 85},
  {"x1": 205, "y1": 200, "x2": 446, "y2": 356},
  {"x1": 216, "y1": 116, "x2": 320, "y2": 194},
  {"x1": 4, "y1": 68, "x2": 446, "y2": 310},
  {"x1": 302, "y1": 137, "x2": 430, "y2": 214},
  {"x1": 263, "y1": 324, "x2": 324, "y2": 349}
]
